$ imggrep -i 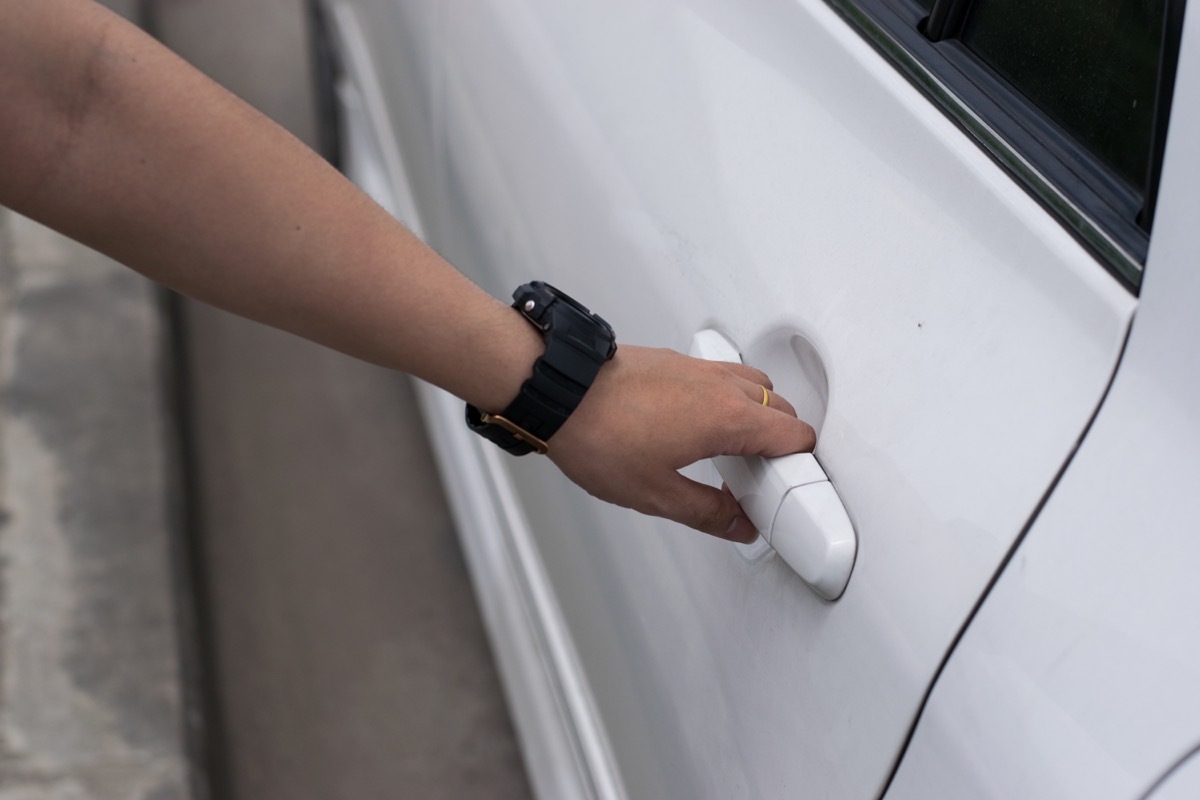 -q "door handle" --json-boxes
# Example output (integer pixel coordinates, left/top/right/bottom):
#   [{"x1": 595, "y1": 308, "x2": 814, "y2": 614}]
[{"x1": 689, "y1": 330, "x2": 857, "y2": 600}]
